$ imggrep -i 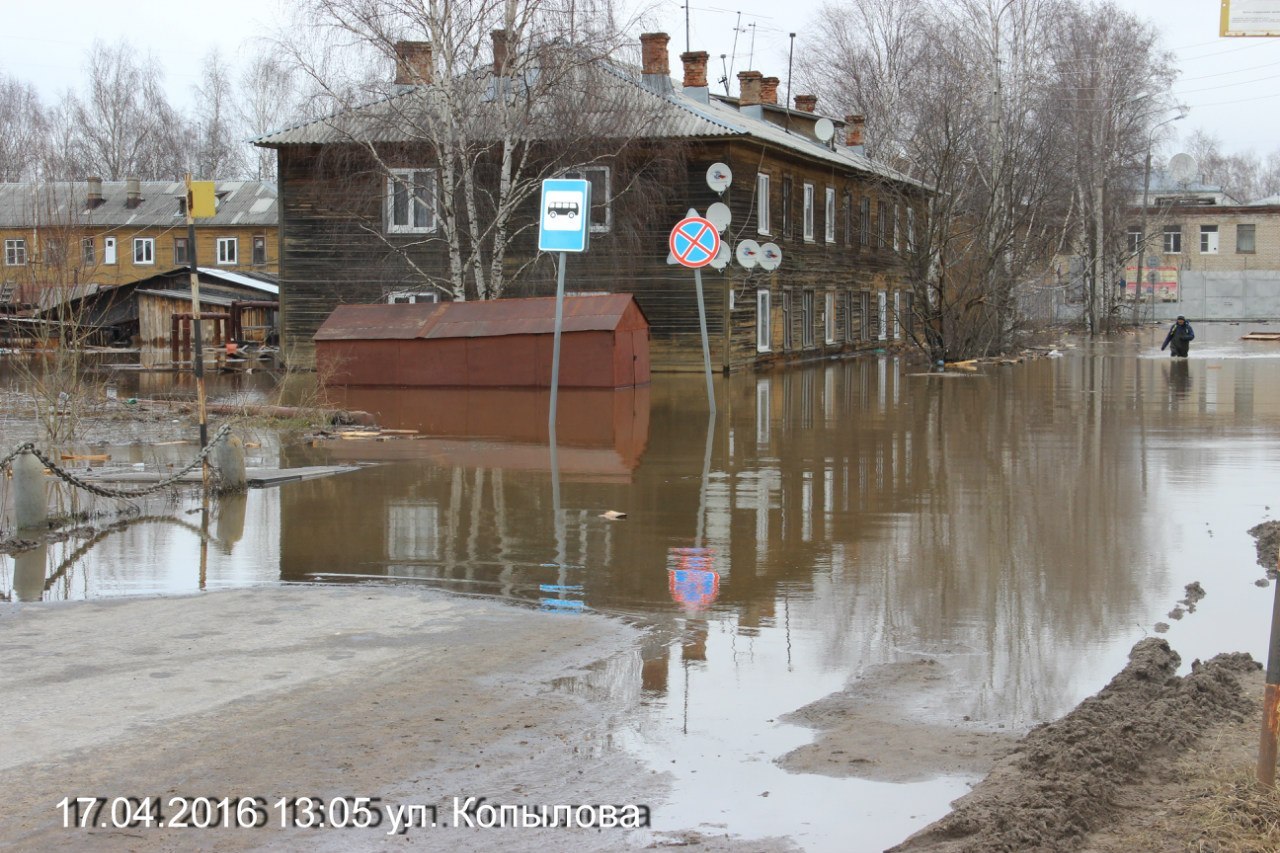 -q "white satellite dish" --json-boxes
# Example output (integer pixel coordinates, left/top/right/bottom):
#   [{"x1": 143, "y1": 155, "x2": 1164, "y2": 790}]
[
  {"x1": 710, "y1": 242, "x2": 731, "y2": 270},
  {"x1": 706, "y1": 202, "x2": 731, "y2": 233},
  {"x1": 814, "y1": 118, "x2": 835, "y2": 143},
  {"x1": 706, "y1": 163, "x2": 733, "y2": 193},
  {"x1": 759, "y1": 242, "x2": 782, "y2": 271},
  {"x1": 1169, "y1": 153, "x2": 1197, "y2": 183},
  {"x1": 735, "y1": 239, "x2": 760, "y2": 269}
]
